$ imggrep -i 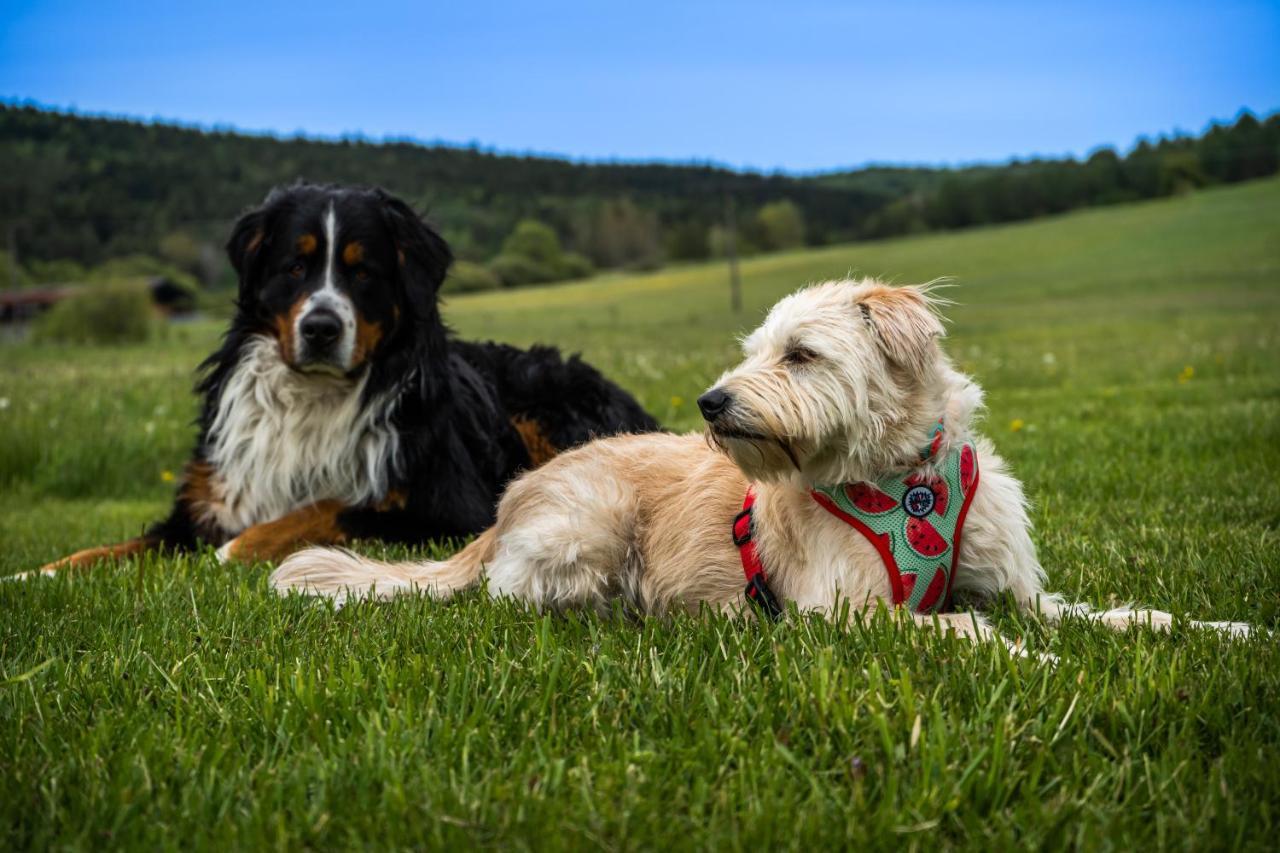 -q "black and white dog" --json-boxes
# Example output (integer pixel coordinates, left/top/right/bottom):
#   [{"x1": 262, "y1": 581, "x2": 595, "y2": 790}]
[{"x1": 41, "y1": 183, "x2": 658, "y2": 572}]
